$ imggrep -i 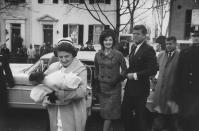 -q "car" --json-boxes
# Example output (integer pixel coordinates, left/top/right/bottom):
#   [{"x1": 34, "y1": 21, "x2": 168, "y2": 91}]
[
  {"x1": 8, "y1": 50, "x2": 154, "y2": 114},
  {"x1": 8, "y1": 51, "x2": 95, "y2": 116}
]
